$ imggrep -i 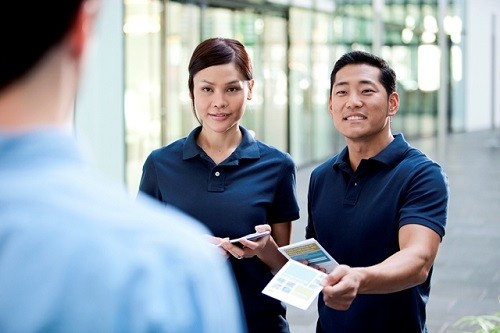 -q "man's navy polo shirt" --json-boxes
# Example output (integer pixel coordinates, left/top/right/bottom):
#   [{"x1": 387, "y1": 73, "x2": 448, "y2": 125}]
[
  {"x1": 140, "y1": 126, "x2": 300, "y2": 333},
  {"x1": 306, "y1": 133, "x2": 449, "y2": 333}
]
